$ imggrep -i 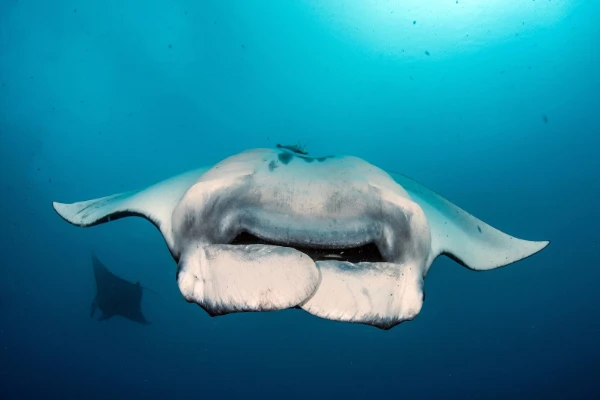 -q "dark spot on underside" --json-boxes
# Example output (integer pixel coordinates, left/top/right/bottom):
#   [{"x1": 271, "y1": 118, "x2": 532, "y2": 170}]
[
  {"x1": 477, "y1": 225, "x2": 482, "y2": 233},
  {"x1": 278, "y1": 152, "x2": 294, "y2": 165},
  {"x1": 268, "y1": 160, "x2": 278, "y2": 171}
]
